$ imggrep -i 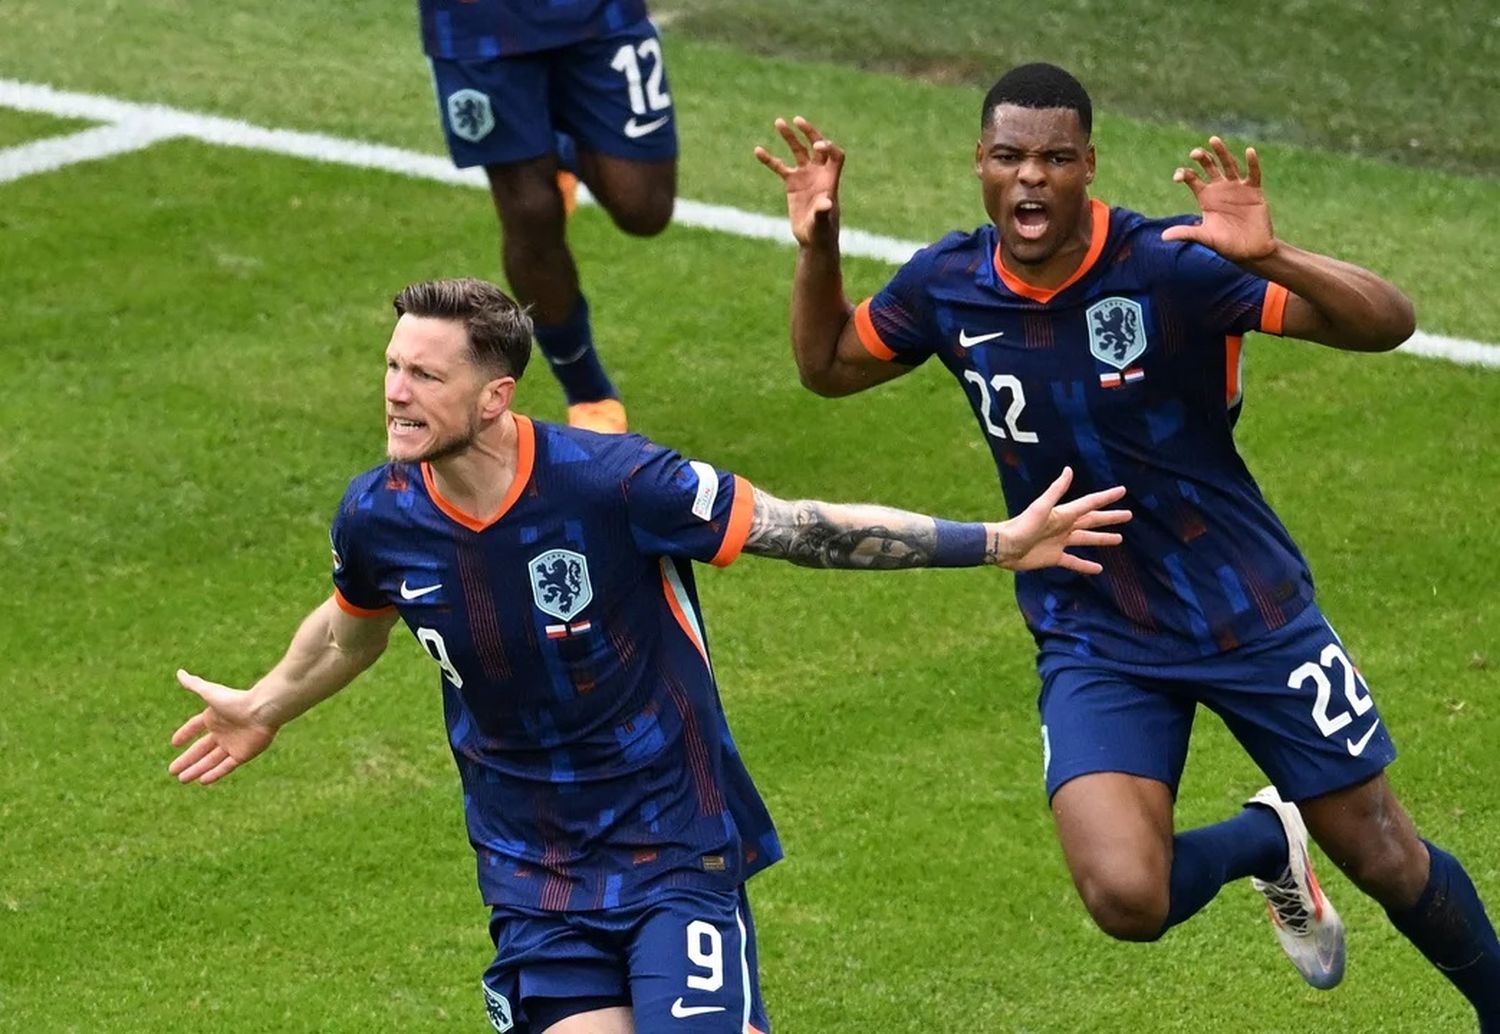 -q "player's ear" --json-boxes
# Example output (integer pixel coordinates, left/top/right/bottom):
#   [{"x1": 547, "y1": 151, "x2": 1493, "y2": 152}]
[
  {"x1": 973, "y1": 138, "x2": 984, "y2": 178},
  {"x1": 1085, "y1": 143, "x2": 1096, "y2": 185},
  {"x1": 481, "y1": 376, "x2": 516, "y2": 419}
]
